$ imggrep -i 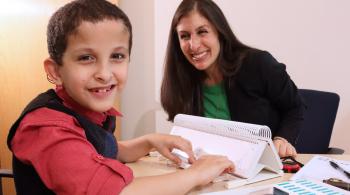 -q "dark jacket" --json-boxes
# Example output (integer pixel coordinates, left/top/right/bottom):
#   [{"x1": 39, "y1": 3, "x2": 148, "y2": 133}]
[
  {"x1": 223, "y1": 50, "x2": 305, "y2": 144},
  {"x1": 7, "y1": 89, "x2": 117, "y2": 195}
]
